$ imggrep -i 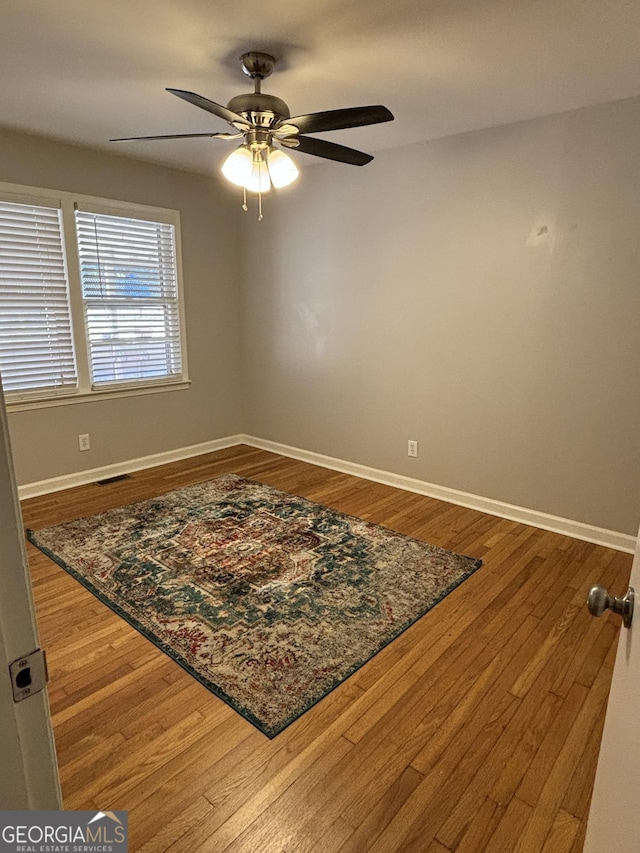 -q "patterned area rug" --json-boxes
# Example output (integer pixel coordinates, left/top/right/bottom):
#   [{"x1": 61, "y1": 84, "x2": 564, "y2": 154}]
[{"x1": 28, "y1": 474, "x2": 482, "y2": 737}]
